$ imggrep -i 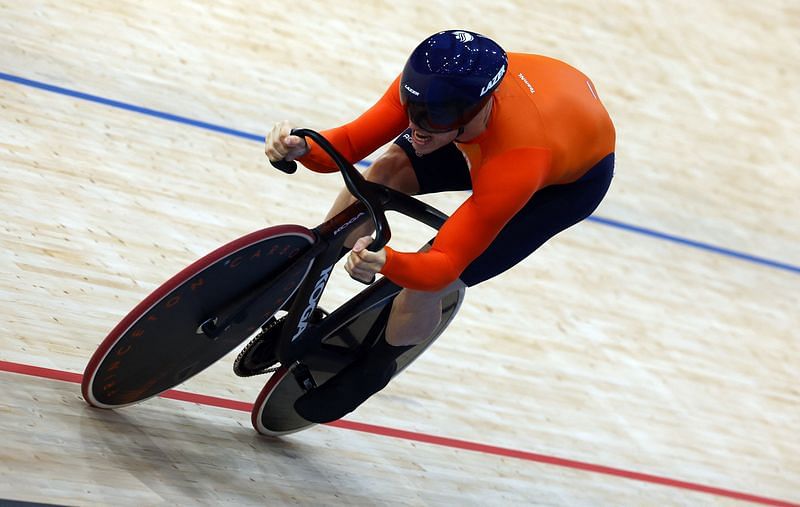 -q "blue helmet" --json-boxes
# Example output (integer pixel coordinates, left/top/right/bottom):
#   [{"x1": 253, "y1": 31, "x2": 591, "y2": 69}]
[{"x1": 399, "y1": 30, "x2": 507, "y2": 133}]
